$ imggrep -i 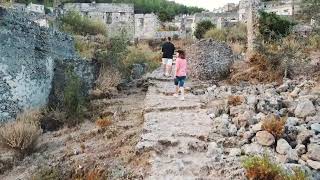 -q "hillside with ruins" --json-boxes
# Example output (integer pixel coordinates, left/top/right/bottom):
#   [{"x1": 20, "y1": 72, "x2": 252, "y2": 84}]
[{"x1": 0, "y1": 0, "x2": 320, "y2": 179}]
